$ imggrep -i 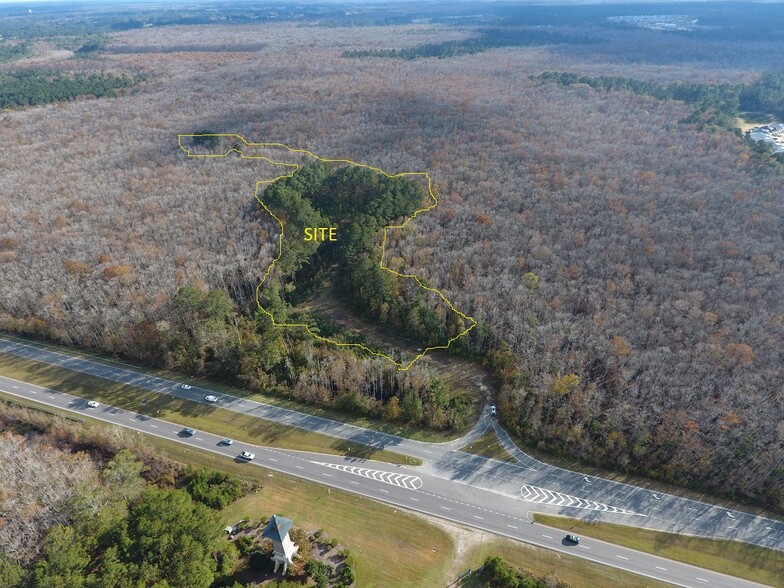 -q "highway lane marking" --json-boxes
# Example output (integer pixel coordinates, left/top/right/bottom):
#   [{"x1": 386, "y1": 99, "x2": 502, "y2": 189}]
[
  {"x1": 441, "y1": 506, "x2": 451, "y2": 511},
  {"x1": 195, "y1": 437, "x2": 204, "y2": 441},
  {"x1": 696, "y1": 577, "x2": 709, "y2": 583},
  {"x1": 542, "y1": 534, "x2": 554, "y2": 539},
  {"x1": 48, "y1": 395, "x2": 55, "y2": 399},
  {"x1": 379, "y1": 489, "x2": 389, "y2": 493},
  {"x1": 311, "y1": 461, "x2": 423, "y2": 490},
  {"x1": 11, "y1": 385, "x2": 18, "y2": 388},
  {"x1": 150, "y1": 425, "x2": 158, "y2": 428},
  {"x1": 656, "y1": 566, "x2": 668, "y2": 571},
  {"x1": 507, "y1": 524, "x2": 517, "y2": 529},
  {"x1": 616, "y1": 555, "x2": 629, "y2": 560},
  {"x1": 350, "y1": 481, "x2": 359, "y2": 485},
  {"x1": 410, "y1": 497, "x2": 419, "y2": 502},
  {"x1": 424, "y1": 450, "x2": 433, "y2": 454},
  {"x1": 323, "y1": 473, "x2": 332, "y2": 477},
  {"x1": 30, "y1": 390, "x2": 36, "y2": 393},
  {"x1": 269, "y1": 458, "x2": 277, "y2": 462},
  {"x1": 295, "y1": 465, "x2": 304, "y2": 470},
  {"x1": 520, "y1": 484, "x2": 644, "y2": 516}
]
